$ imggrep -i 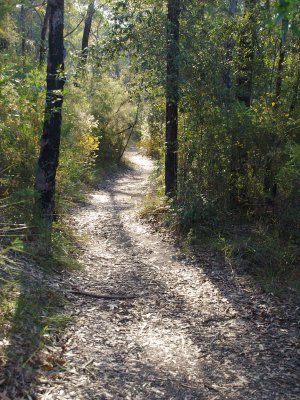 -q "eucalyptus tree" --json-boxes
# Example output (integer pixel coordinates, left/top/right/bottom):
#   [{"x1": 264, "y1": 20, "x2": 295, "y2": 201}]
[
  {"x1": 35, "y1": 0, "x2": 65, "y2": 243},
  {"x1": 81, "y1": 0, "x2": 95, "y2": 65},
  {"x1": 39, "y1": 2, "x2": 50, "y2": 65},
  {"x1": 165, "y1": 0, "x2": 181, "y2": 197},
  {"x1": 223, "y1": 0, "x2": 238, "y2": 92}
]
